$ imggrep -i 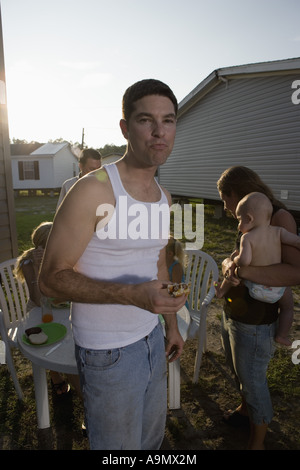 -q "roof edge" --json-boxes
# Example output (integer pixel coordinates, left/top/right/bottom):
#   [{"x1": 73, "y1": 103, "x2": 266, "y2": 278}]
[
  {"x1": 217, "y1": 56, "x2": 300, "y2": 77},
  {"x1": 178, "y1": 57, "x2": 300, "y2": 118},
  {"x1": 178, "y1": 70, "x2": 219, "y2": 117}
]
